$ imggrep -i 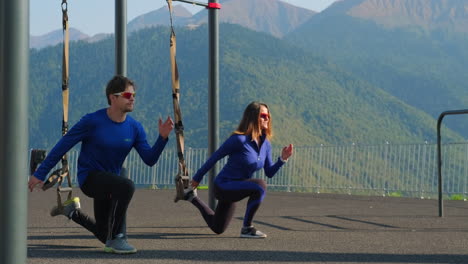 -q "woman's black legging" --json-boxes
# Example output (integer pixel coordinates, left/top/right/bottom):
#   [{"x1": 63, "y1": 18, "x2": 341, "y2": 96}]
[
  {"x1": 71, "y1": 171, "x2": 135, "y2": 243},
  {"x1": 191, "y1": 178, "x2": 267, "y2": 234}
]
